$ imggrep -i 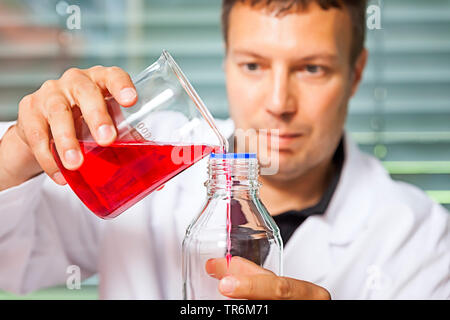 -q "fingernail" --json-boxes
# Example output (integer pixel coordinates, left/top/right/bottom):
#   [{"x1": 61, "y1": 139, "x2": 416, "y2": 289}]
[
  {"x1": 206, "y1": 258, "x2": 216, "y2": 276},
  {"x1": 119, "y1": 88, "x2": 137, "y2": 104},
  {"x1": 64, "y1": 149, "x2": 83, "y2": 167},
  {"x1": 53, "y1": 171, "x2": 67, "y2": 185},
  {"x1": 220, "y1": 276, "x2": 237, "y2": 294},
  {"x1": 97, "y1": 124, "x2": 116, "y2": 143}
]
